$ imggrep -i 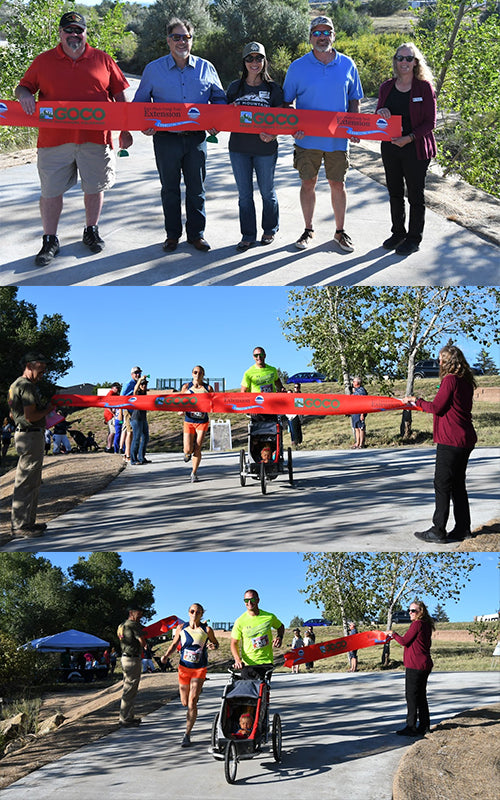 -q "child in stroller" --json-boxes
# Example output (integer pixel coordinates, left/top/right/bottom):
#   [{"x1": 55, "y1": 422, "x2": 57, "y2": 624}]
[{"x1": 69, "y1": 429, "x2": 99, "y2": 452}]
